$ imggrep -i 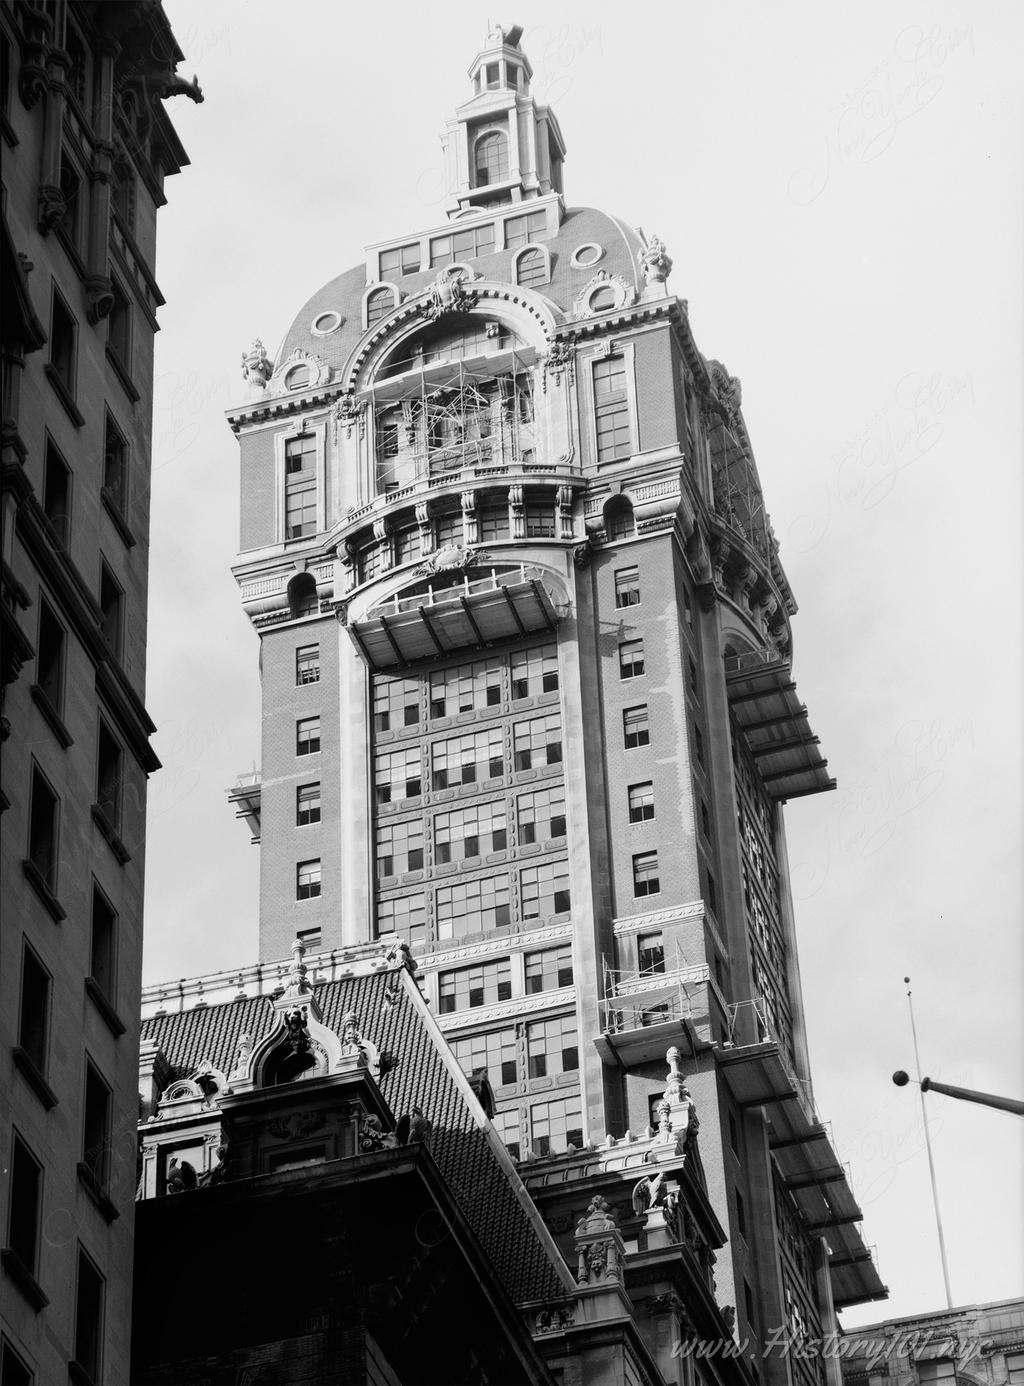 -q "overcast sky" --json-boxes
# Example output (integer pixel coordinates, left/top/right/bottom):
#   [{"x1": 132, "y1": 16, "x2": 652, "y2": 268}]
[{"x1": 145, "y1": 0, "x2": 1022, "y2": 1328}]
